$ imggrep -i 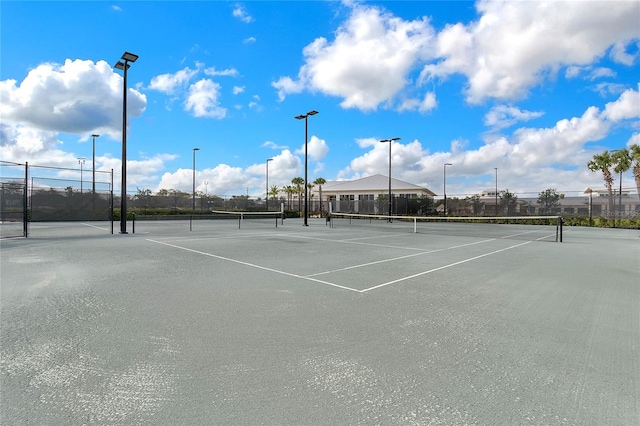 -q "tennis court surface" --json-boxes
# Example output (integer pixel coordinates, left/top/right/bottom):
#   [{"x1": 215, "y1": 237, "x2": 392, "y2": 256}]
[{"x1": 1, "y1": 218, "x2": 639, "y2": 424}]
